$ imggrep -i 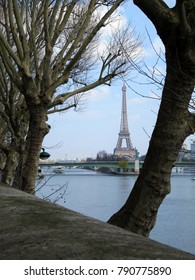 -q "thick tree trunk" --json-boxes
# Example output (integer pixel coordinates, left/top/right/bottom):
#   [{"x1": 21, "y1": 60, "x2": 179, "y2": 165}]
[
  {"x1": 108, "y1": 0, "x2": 195, "y2": 237},
  {"x1": 19, "y1": 105, "x2": 49, "y2": 194},
  {"x1": 108, "y1": 54, "x2": 195, "y2": 236},
  {"x1": 1, "y1": 147, "x2": 18, "y2": 185},
  {"x1": 12, "y1": 139, "x2": 28, "y2": 190}
]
